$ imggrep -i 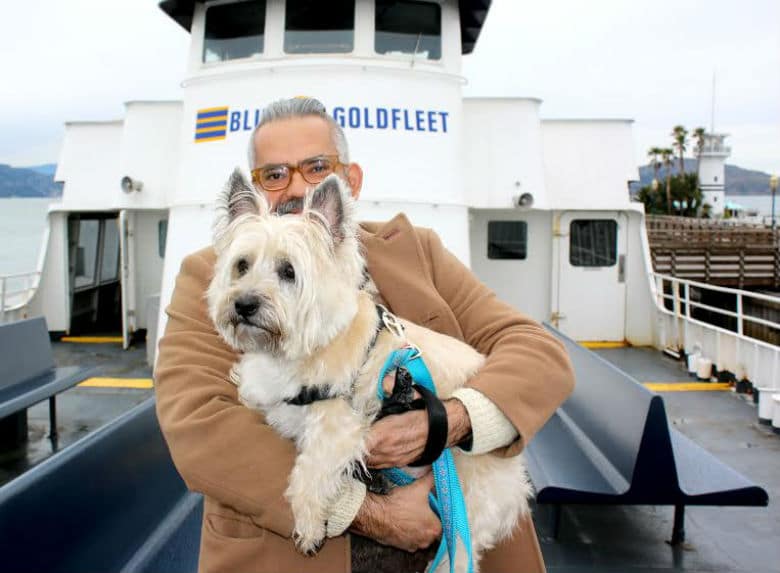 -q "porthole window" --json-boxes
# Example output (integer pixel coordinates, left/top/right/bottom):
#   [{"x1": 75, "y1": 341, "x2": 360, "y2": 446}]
[
  {"x1": 375, "y1": 0, "x2": 441, "y2": 60},
  {"x1": 488, "y1": 221, "x2": 527, "y2": 260},
  {"x1": 203, "y1": 1, "x2": 266, "y2": 63},
  {"x1": 284, "y1": 0, "x2": 354, "y2": 54},
  {"x1": 570, "y1": 219, "x2": 617, "y2": 267}
]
